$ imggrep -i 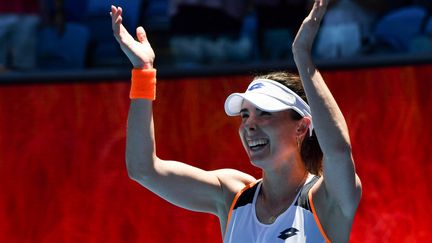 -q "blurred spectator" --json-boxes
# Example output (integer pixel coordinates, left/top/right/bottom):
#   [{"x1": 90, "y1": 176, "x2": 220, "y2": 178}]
[
  {"x1": 85, "y1": 0, "x2": 142, "y2": 67},
  {"x1": 373, "y1": 5, "x2": 432, "y2": 54},
  {"x1": 315, "y1": 0, "x2": 377, "y2": 58},
  {"x1": 40, "y1": 0, "x2": 88, "y2": 29},
  {"x1": 410, "y1": 0, "x2": 432, "y2": 53},
  {"x1": 356, "y1": 0, "x2": 413, "y2": 16},
  {"x1": 37, "y1": 0, "x2": 90, "y2": 69},
  {"x1": 253, "y1": 0, "x2": 308, "y2": 60},
  {"x1": 140, "y1": 0, "x2": 172, "y2": 66},
  {"x1": 0, "y1": 0, "x2": 40, "y2": 71},
  {"x1": 169, "y1": 0, "x2": 252, "y2": 65}
]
